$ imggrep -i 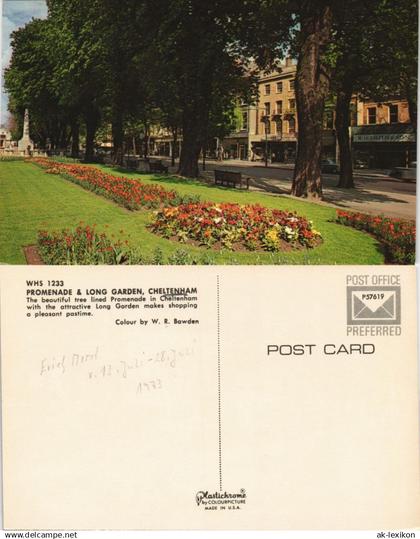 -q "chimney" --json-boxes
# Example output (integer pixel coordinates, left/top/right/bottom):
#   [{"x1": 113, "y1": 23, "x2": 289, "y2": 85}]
[{"x1": 285, "y1": 57, "x2": 294, "y2": 67}]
